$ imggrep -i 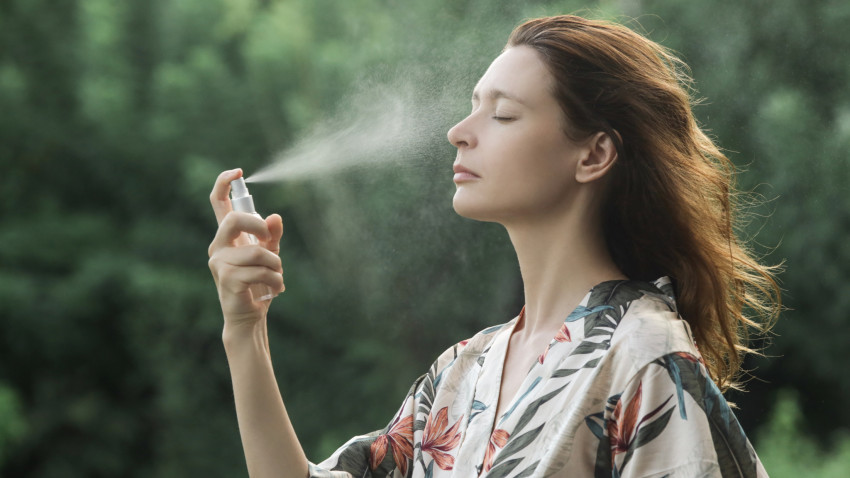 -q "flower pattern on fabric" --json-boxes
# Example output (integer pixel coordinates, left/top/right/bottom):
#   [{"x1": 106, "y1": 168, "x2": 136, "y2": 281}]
[
  {"x1": 482, "y1": 429, "x2": 510, "y2": 472},
  {"x1": 308, "y1": 277, "x2": 767, "y2": 478},
  {"x1": 369, "y1": 413, "x2": 414, "y2": 475},
  {"x1": 607, "y1": 381, "x2": 675, "y2": 472},
  {"x1": 538, "y1": 323, "x2": 571, "y2": 364},
  {"x1": 421, "y1": 407, "x2": 463, "y2": 471}
]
